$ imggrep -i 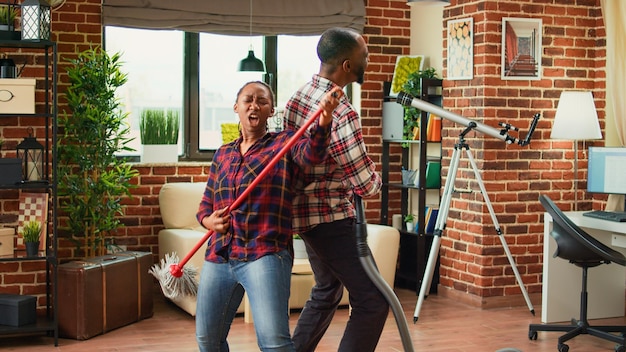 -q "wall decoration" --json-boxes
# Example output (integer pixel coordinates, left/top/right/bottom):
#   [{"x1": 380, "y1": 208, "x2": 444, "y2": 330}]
[
  {"x1": 447, "y1": 17, "x2": 473, "y2": 80},
  {"x1": 17, "y1": 192, "x2": 49, "y2": 251},
  {"x1": 501, "y1": 17, "x2": 542, "y2": 80},
  {"x1": 390, "y1": 55, "x2": 425, "y2": 97}
]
